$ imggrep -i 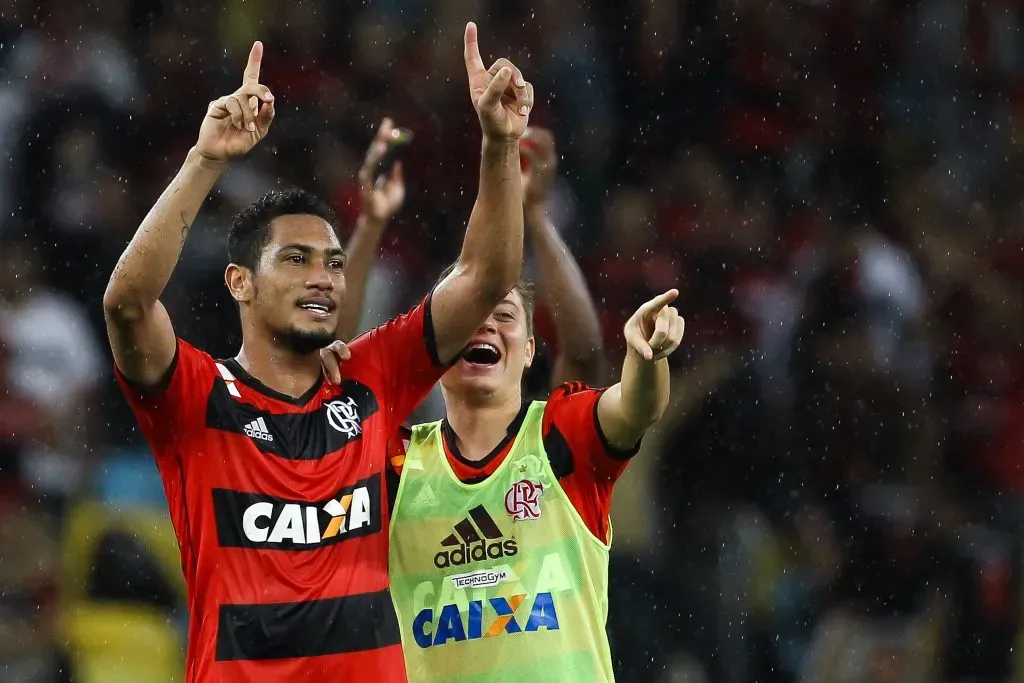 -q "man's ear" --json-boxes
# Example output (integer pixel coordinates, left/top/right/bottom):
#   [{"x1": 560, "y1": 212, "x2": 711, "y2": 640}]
[
  {"x1": 524, "y1": 336, "x2": 536, "y2": 368},
  {"x1": 225, "y1": 263, "x2": 254, "y2": 303}
]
